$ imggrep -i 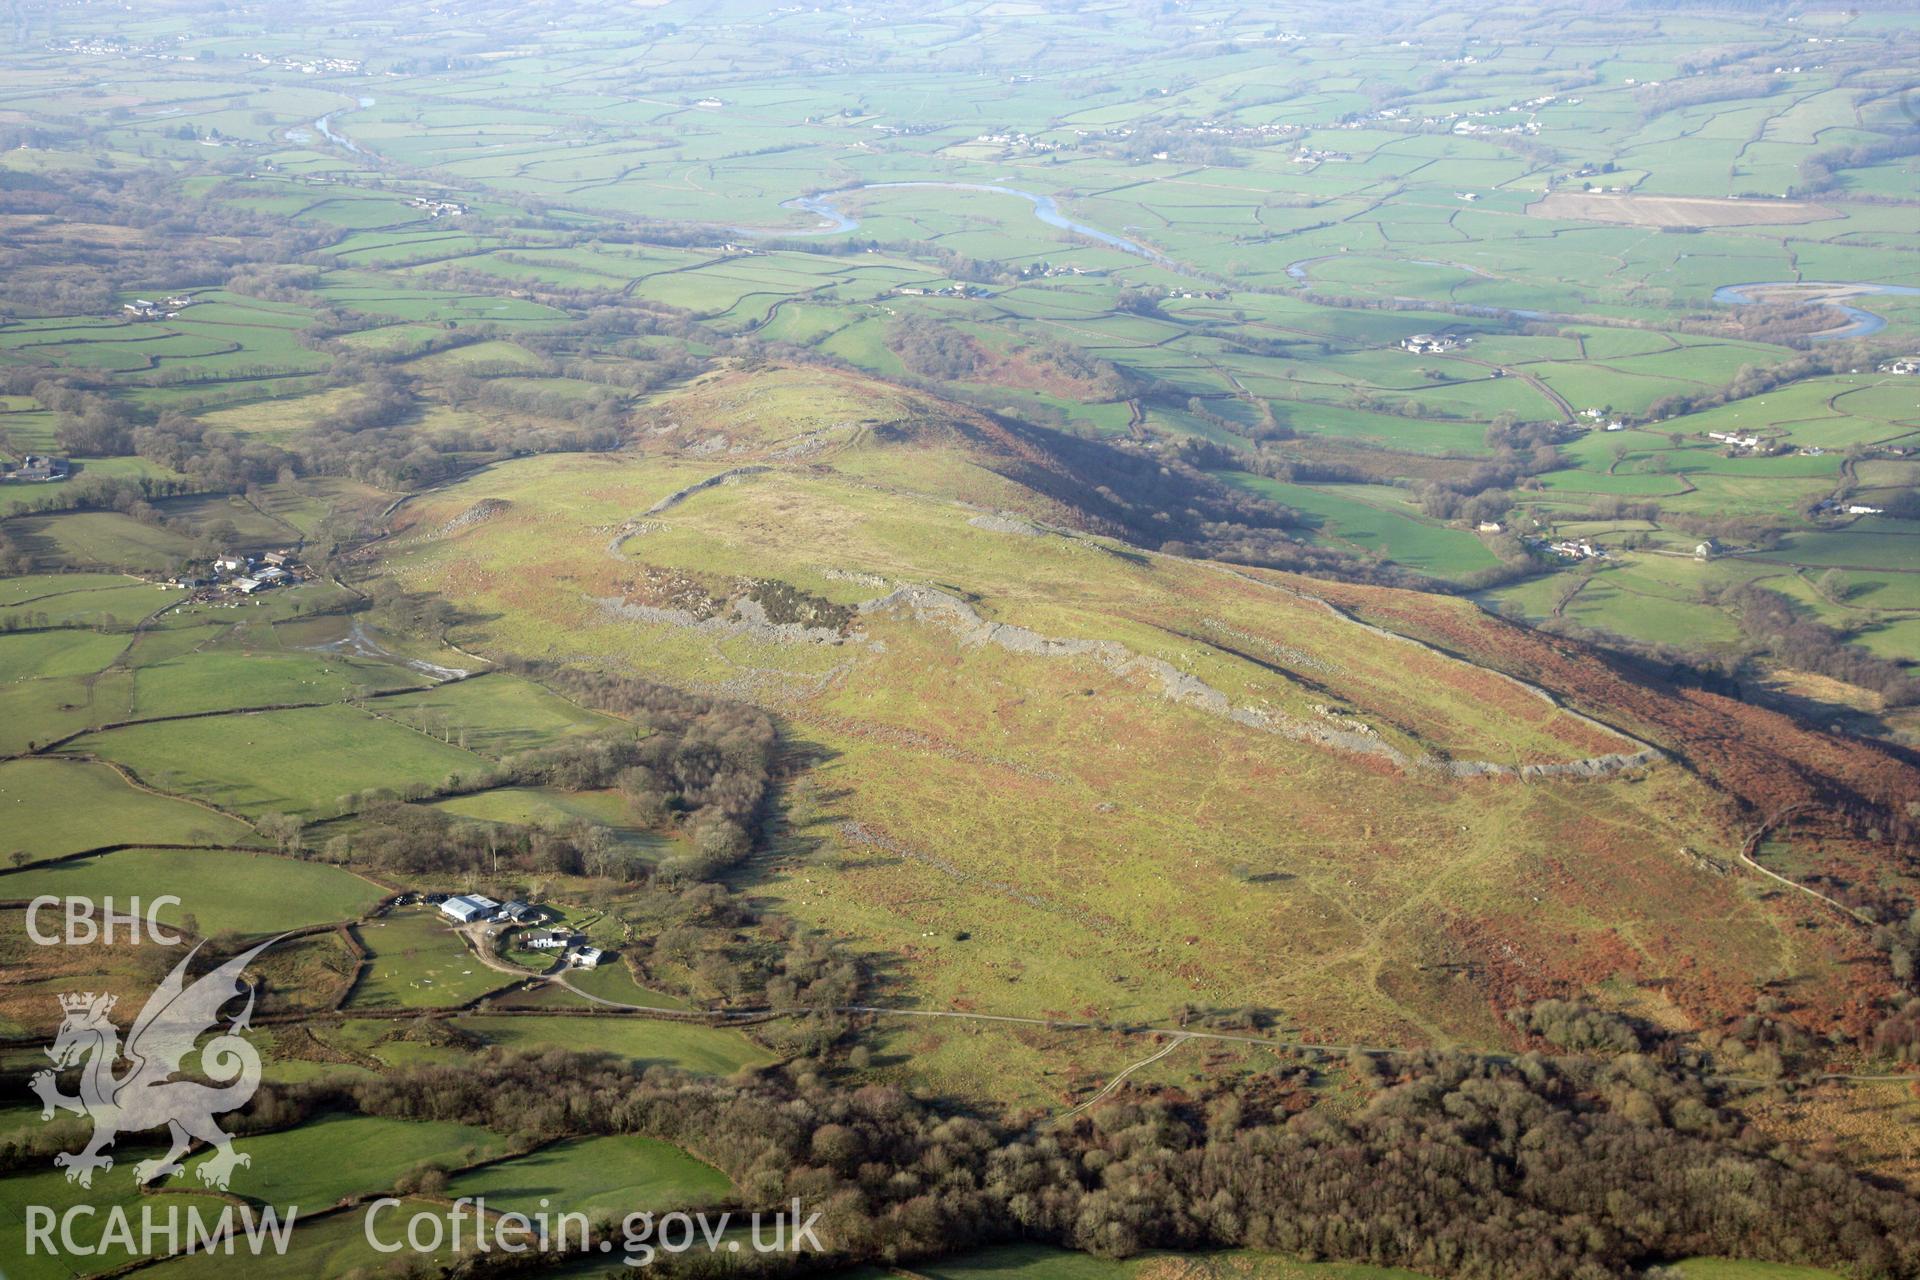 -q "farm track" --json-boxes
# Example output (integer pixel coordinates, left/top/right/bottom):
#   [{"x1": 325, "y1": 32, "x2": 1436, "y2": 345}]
[
  {"x1": 1046, "y1": 1032, "x2": 1193, "y2": 1127},
  {"x1": 1453, "y1": 354, "x2": 1574, "y2": 422},
  {"x1": 1738, "y1": 805, "x2": 1876, "y2": 924}
]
